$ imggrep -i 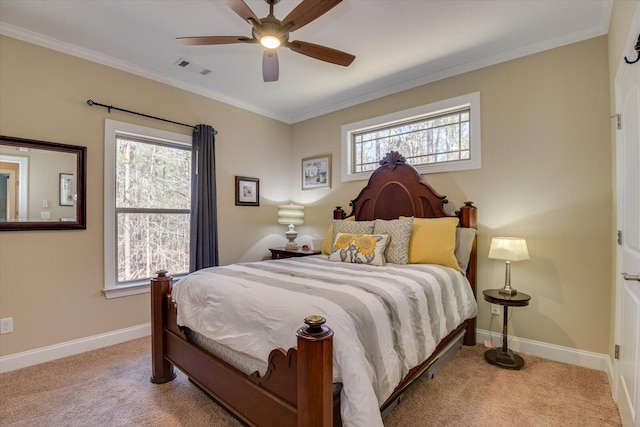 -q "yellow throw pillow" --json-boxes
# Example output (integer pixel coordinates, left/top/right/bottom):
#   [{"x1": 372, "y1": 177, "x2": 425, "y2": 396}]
[
  {"x1": 405, "y1": 217, "x2": 461, "y2": 270},
  {"x1": 321, "y1": 216, "x2": 355, "y2": 255}
]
